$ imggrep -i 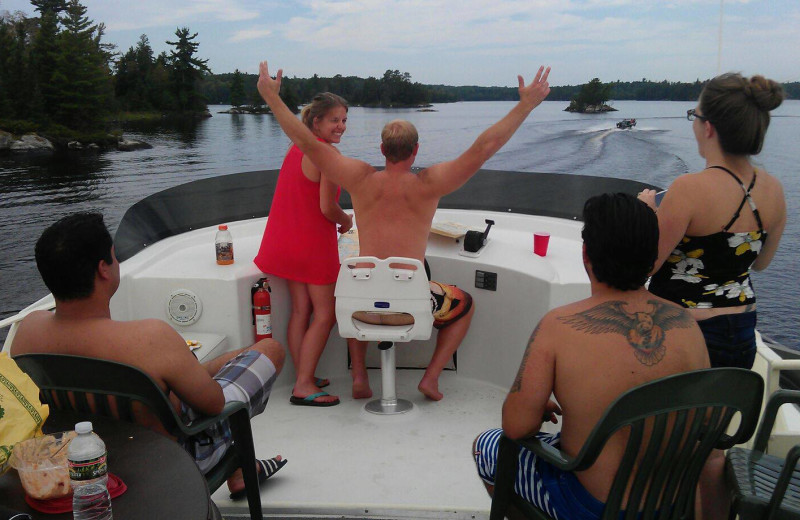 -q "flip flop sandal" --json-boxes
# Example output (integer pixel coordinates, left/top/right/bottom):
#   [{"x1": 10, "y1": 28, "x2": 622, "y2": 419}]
[
  {"x1": 289, "y1": 391, "x2": 340, "y2": 407},
  {"x1": 229, "y1": 456, "x2": 288, "y2": 500}
]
